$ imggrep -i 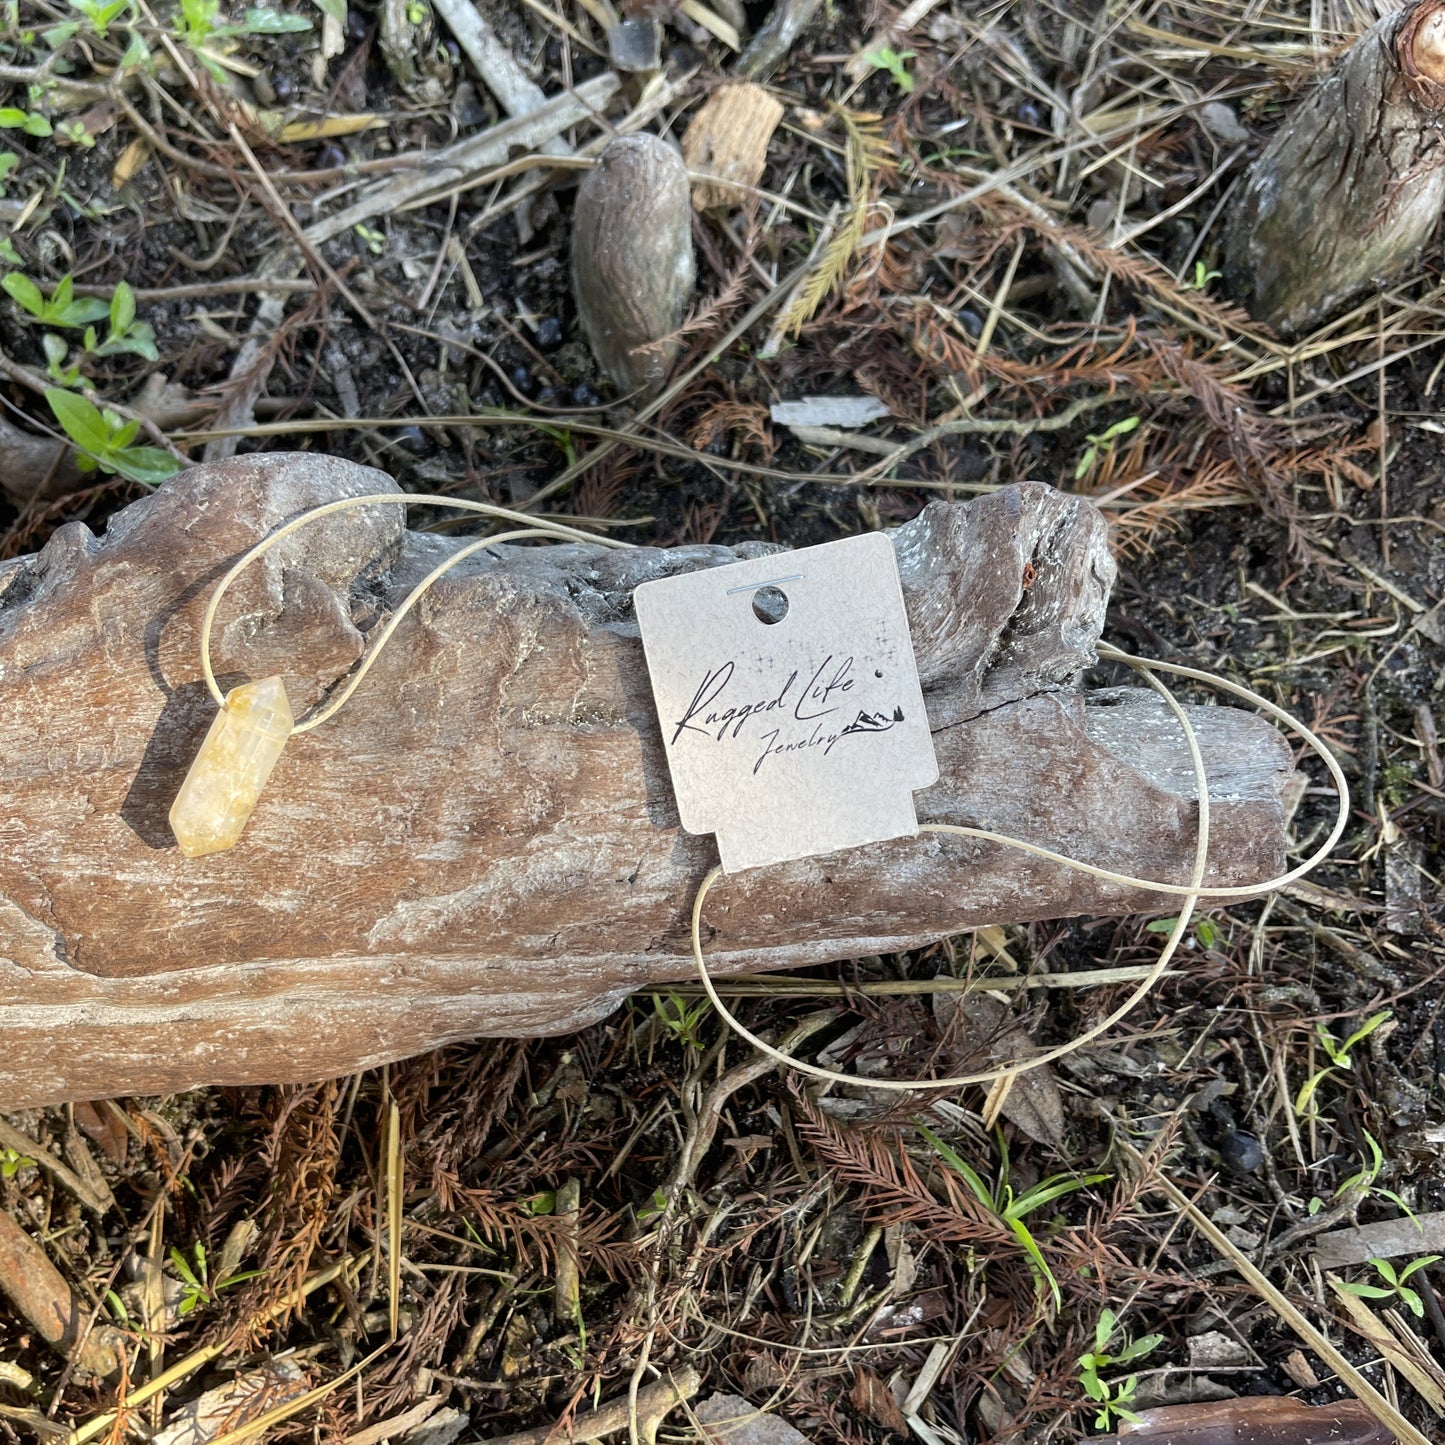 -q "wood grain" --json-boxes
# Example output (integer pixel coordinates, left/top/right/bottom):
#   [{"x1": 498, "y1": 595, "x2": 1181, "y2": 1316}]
[{"x1": 0, "y1": 456, "x2": 1292, "y2": 1106}]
